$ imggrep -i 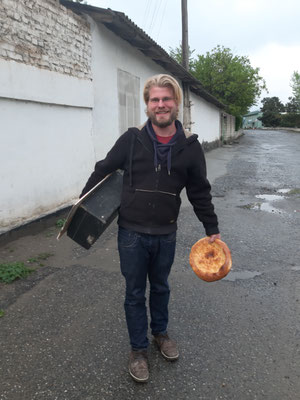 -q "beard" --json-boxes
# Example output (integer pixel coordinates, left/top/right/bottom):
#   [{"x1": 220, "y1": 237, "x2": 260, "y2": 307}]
[{"x1": 147, "y1": 108, "x2": 178, "y2": 128}]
